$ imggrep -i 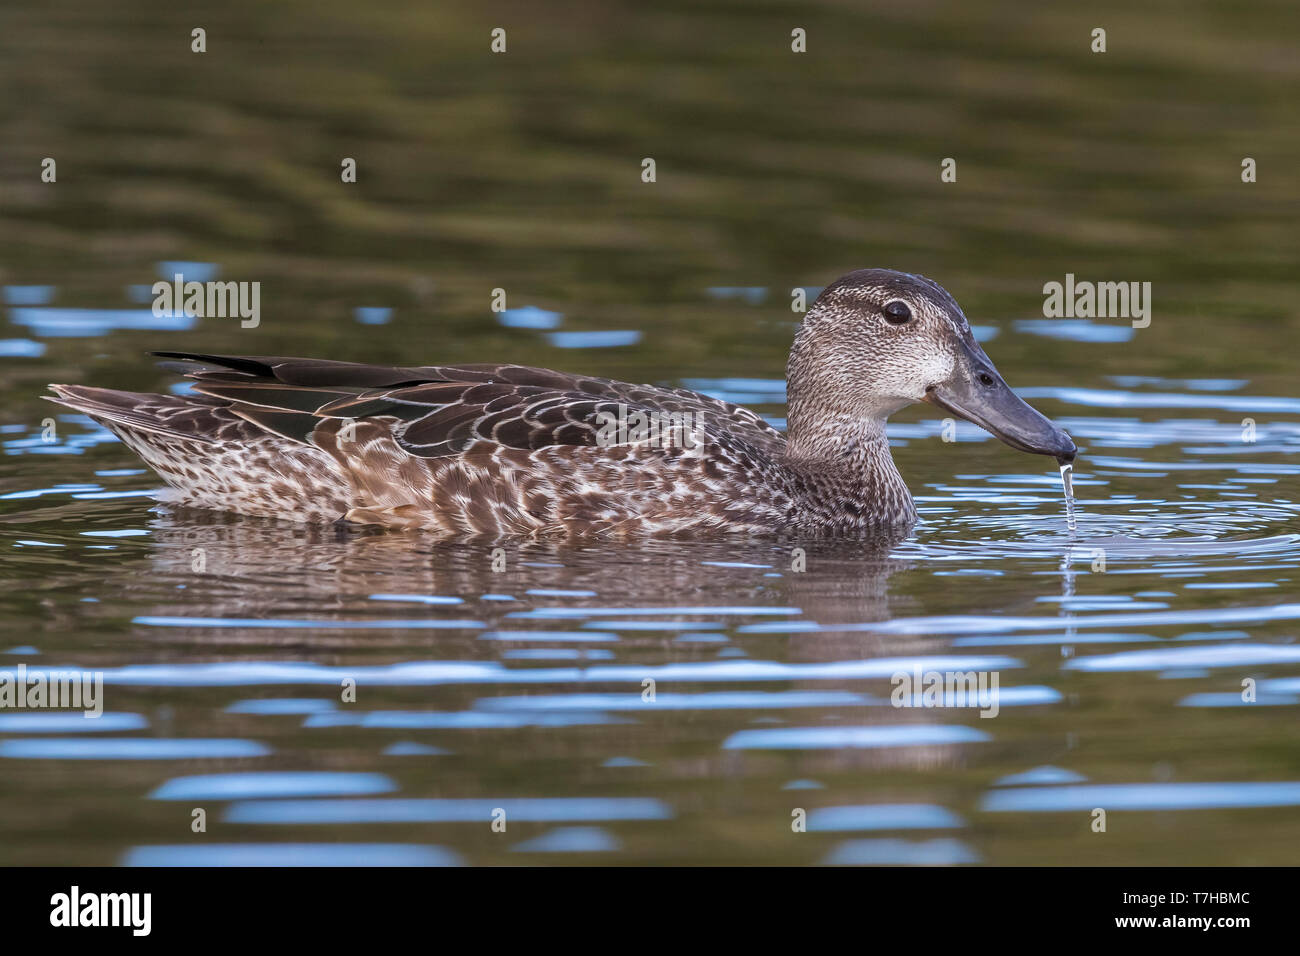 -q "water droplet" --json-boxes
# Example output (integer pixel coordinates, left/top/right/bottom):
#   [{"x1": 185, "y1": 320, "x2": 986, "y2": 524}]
[{"x1": 1057, "y1": 459, "x2": 1077, "y2": 532}]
